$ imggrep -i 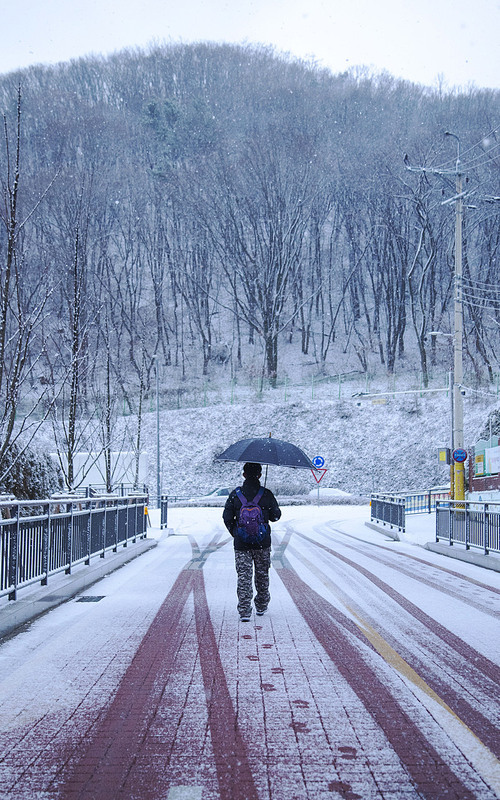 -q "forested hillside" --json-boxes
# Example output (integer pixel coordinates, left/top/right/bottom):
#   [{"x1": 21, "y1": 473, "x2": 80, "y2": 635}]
[{"x1": 0, "y1": 42, "x2": 499, "y2": 490}]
